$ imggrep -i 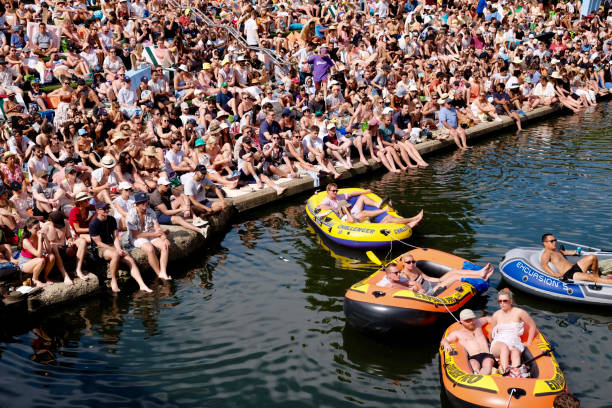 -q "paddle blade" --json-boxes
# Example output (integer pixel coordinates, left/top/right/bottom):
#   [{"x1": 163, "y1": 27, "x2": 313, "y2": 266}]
[{"x1": 366, "y1": 251, "x2": 382, "y2": 265}]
